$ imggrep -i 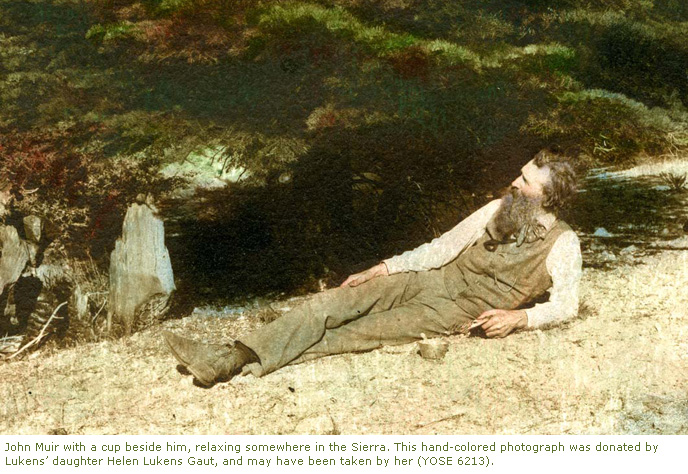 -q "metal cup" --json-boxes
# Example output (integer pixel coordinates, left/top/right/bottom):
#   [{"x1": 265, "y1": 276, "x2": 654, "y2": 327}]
[{"x1": 418, "y1": 339, "x2": 449, "y2": 360}]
